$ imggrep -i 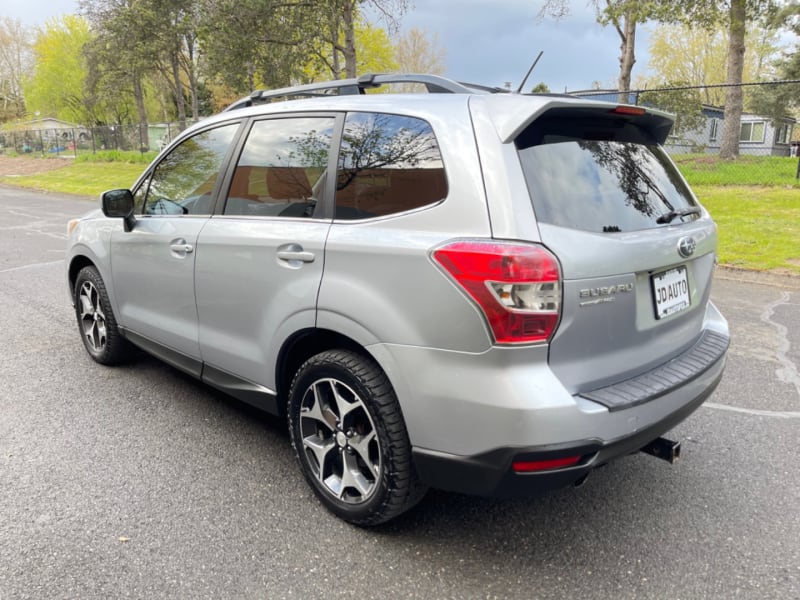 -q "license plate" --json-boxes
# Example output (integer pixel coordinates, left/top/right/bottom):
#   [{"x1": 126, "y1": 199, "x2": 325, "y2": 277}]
[{"x1": 651, "y1": 266, "x2": 690, "y2": 319}]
